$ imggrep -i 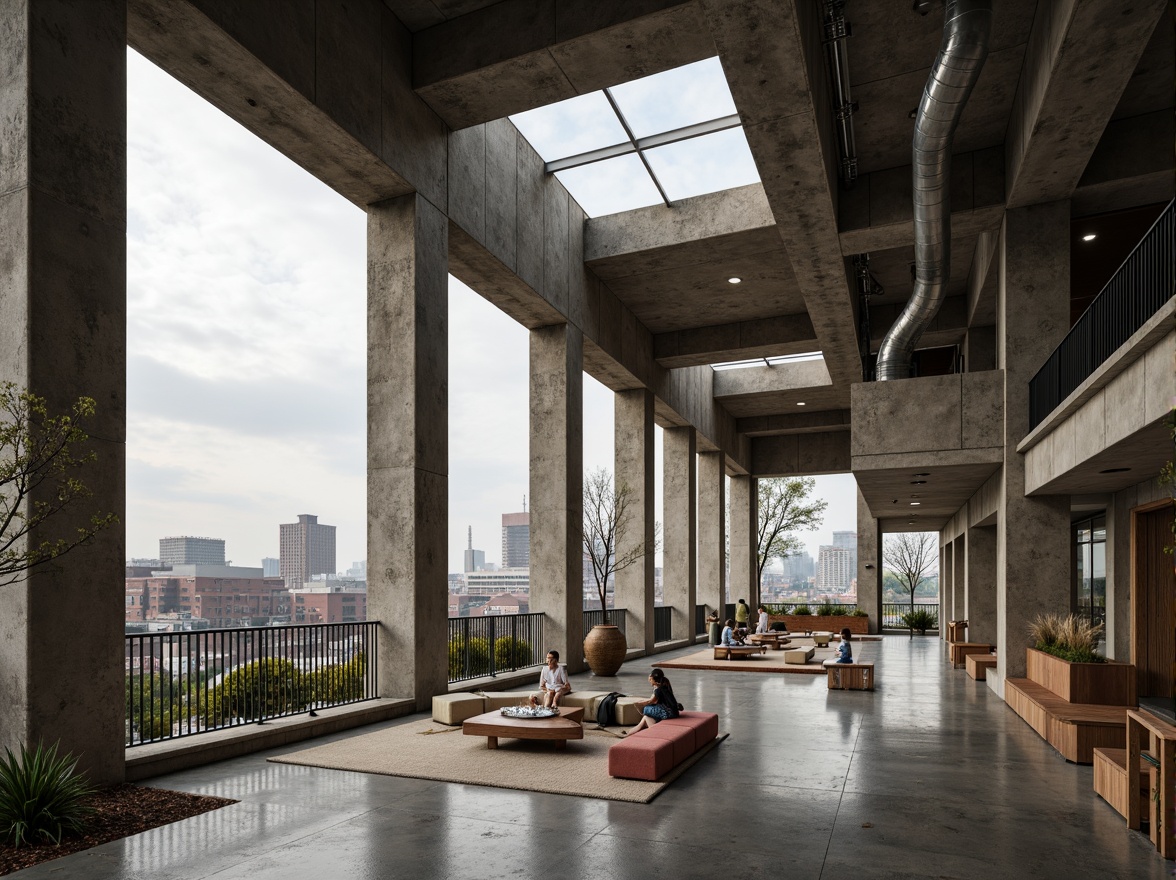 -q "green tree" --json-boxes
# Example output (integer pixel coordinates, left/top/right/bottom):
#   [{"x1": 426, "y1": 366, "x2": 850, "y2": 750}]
[
  {"x1": 0, "y1": 383, "x2": 117, "y2": 586},
  {"x1": 204, "y1": 659, "x2": 306, "y2": 725},
  {"x1": 756, "y1": 477, "x2": 827, "y2": 588}
]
